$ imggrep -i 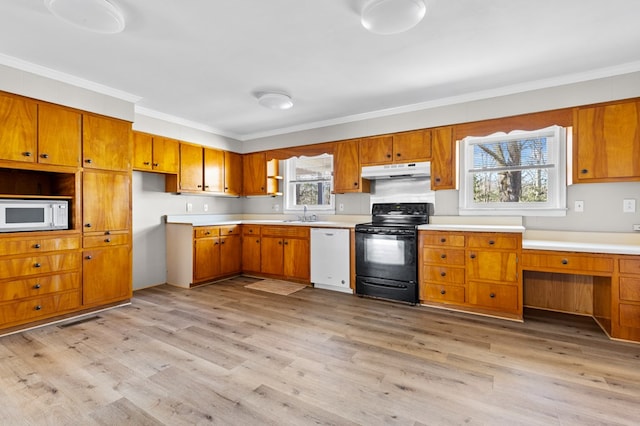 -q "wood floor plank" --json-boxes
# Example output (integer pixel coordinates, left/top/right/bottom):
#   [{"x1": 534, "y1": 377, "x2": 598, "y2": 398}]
[{"x1": 1, "y1": 278, "x2": 639, "y2": 425}]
